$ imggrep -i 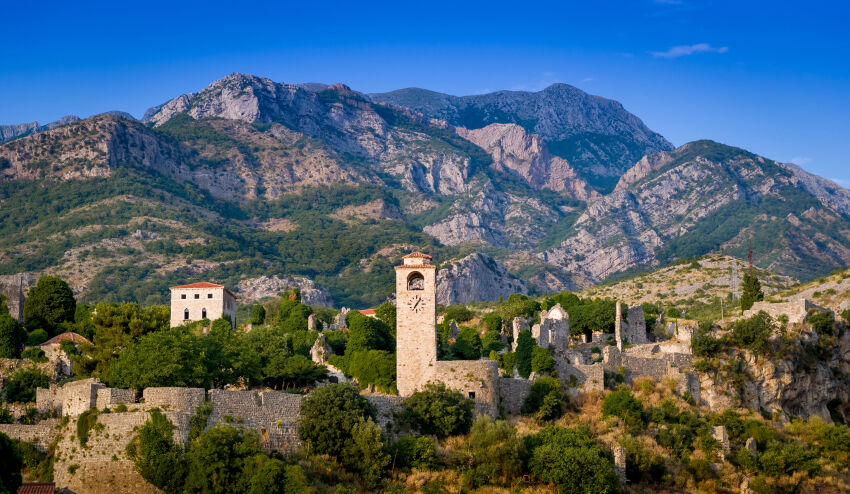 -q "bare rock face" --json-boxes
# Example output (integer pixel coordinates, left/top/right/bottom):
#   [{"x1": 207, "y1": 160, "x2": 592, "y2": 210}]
[
  {"x1": 436, "y1": 252, "x2": 528, "y2": 305},
  {"x1": 237, "y1": 275, "x2": 334, "y2": 307},
  {"x1": 456, "y1": 124, "x2": 600, "y2": 201}
]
